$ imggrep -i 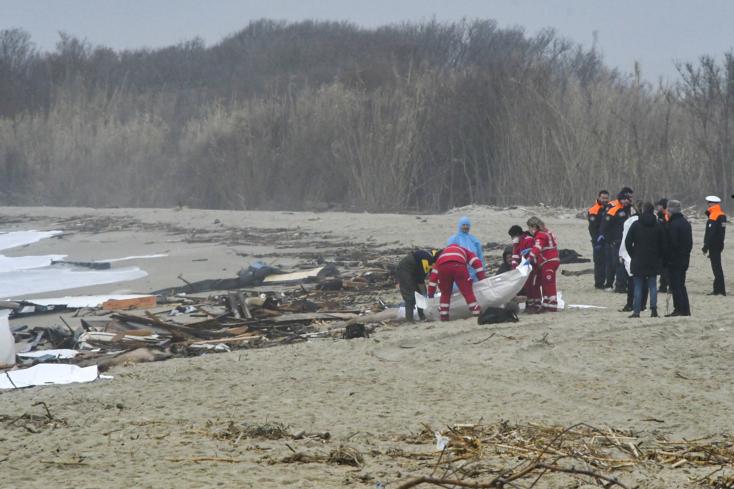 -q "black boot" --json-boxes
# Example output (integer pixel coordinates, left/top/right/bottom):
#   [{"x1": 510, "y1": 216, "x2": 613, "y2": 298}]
[
  {"x1": 628, "y1": 312, "x2": 640, "y2": 318},
  {"x1": 651, "y1": 307, "x2": 658, "y2": 318}
]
